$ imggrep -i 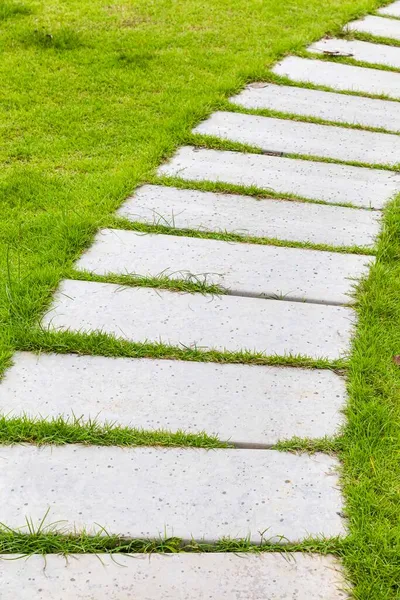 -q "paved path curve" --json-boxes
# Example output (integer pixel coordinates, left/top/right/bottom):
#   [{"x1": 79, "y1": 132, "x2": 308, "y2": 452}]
[{"x1": 2, "y1": 2, "x2": 400, "y2": 597}]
